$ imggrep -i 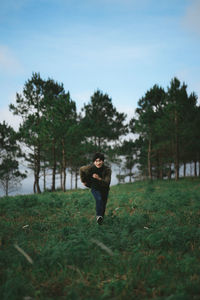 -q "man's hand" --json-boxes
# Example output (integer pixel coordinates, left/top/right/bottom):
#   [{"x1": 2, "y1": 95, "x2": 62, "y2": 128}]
[
  {"x1": 92, "y1": 173, "x2": 101, "y2": 180},
  {"x1": 83, "y1": 182, "x2": 87, "y2": 186}
]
